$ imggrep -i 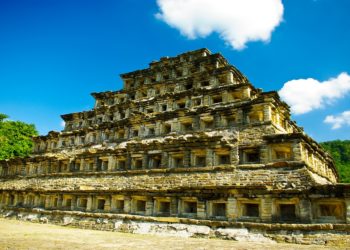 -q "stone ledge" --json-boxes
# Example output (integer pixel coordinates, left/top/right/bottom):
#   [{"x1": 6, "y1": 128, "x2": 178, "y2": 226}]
[
  {"x1": 1, "y1": 208, "x2": 350, "y2": 246},
  {"x1": 3, "y1": 207, "x2": 350, "y2": 232}
]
